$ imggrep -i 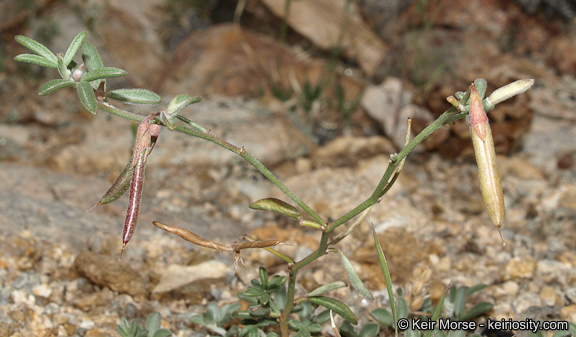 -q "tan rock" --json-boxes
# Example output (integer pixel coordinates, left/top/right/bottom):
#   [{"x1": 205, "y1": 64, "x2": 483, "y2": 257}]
[
  {"x1": 152, "y1": 260, "x2": 228, "y2": 293},
  {"x1": 502, "y1": 257, "x2": 537, "y2": 280},
  {"x1": 539, "y1": 286, "x2": 559, "y2": 306},
  {"x1": 160, "y1": 24, "x2": 364, "y2": 100},
  {"x1": 73, "y1": 251, "x2": 150, "y2": 297},
  {"x1": 502, "y1": 281, "x2": 519, "y2": 297},
  {"x1": 258, "y1": 0, "x2": 387, "y2": 75},
  {"x1": 560, "y1": 305, "x2": 576, "y2": 322}
]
